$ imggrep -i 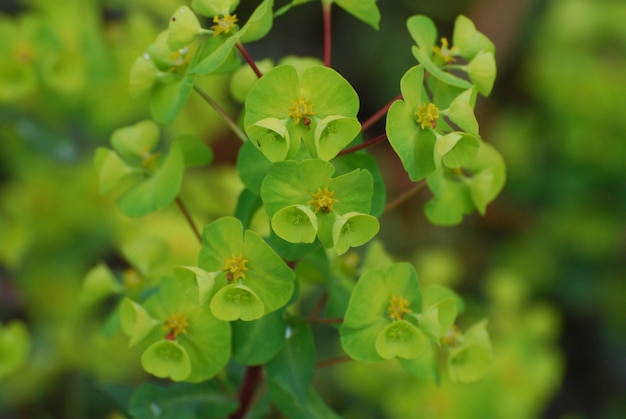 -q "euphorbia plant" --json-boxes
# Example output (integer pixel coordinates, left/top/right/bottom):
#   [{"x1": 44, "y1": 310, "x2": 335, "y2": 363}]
[{"x1": 85, "y1": 0, "x2": 503, "y2": 417}]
